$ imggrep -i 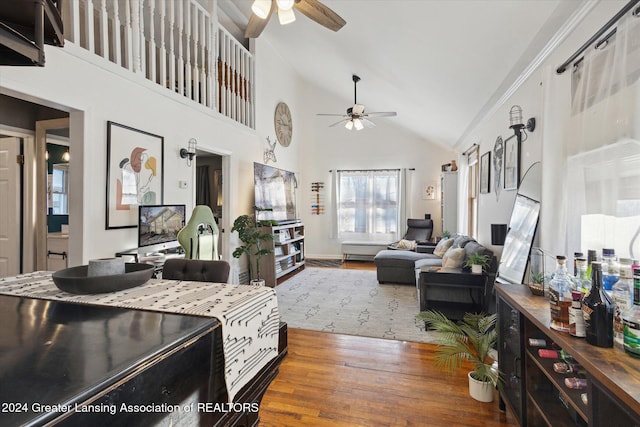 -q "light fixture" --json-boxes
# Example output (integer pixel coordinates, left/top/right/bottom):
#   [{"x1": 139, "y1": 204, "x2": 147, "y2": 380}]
[
  {"x1": 45, "y1": 150, "x2": 49, "y2": 160},
  {"x1": 276, "y1": 0, "x2": 294, "y2": 10},
  {"x1": 62, "y1": 150, "x2": 70, "y2": 162},
  {"x1": 277, "y1": 6, "x2": 296, "y2": 25},
  {"x1": 251, "y1": 0, "x2": 271, "y2": 19},
  {"x1": 180, "y1": 138, "x2": 197, "y2": 166},
  {"x1": 353, "y1": 118, "x2": 364, "y2": 131},
  {"x1": 344, "y1": 120, "x2": 354, "y2": 130},
  {"x1": 509, "y1": 105, "x2": 536, "y2": 141}
]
